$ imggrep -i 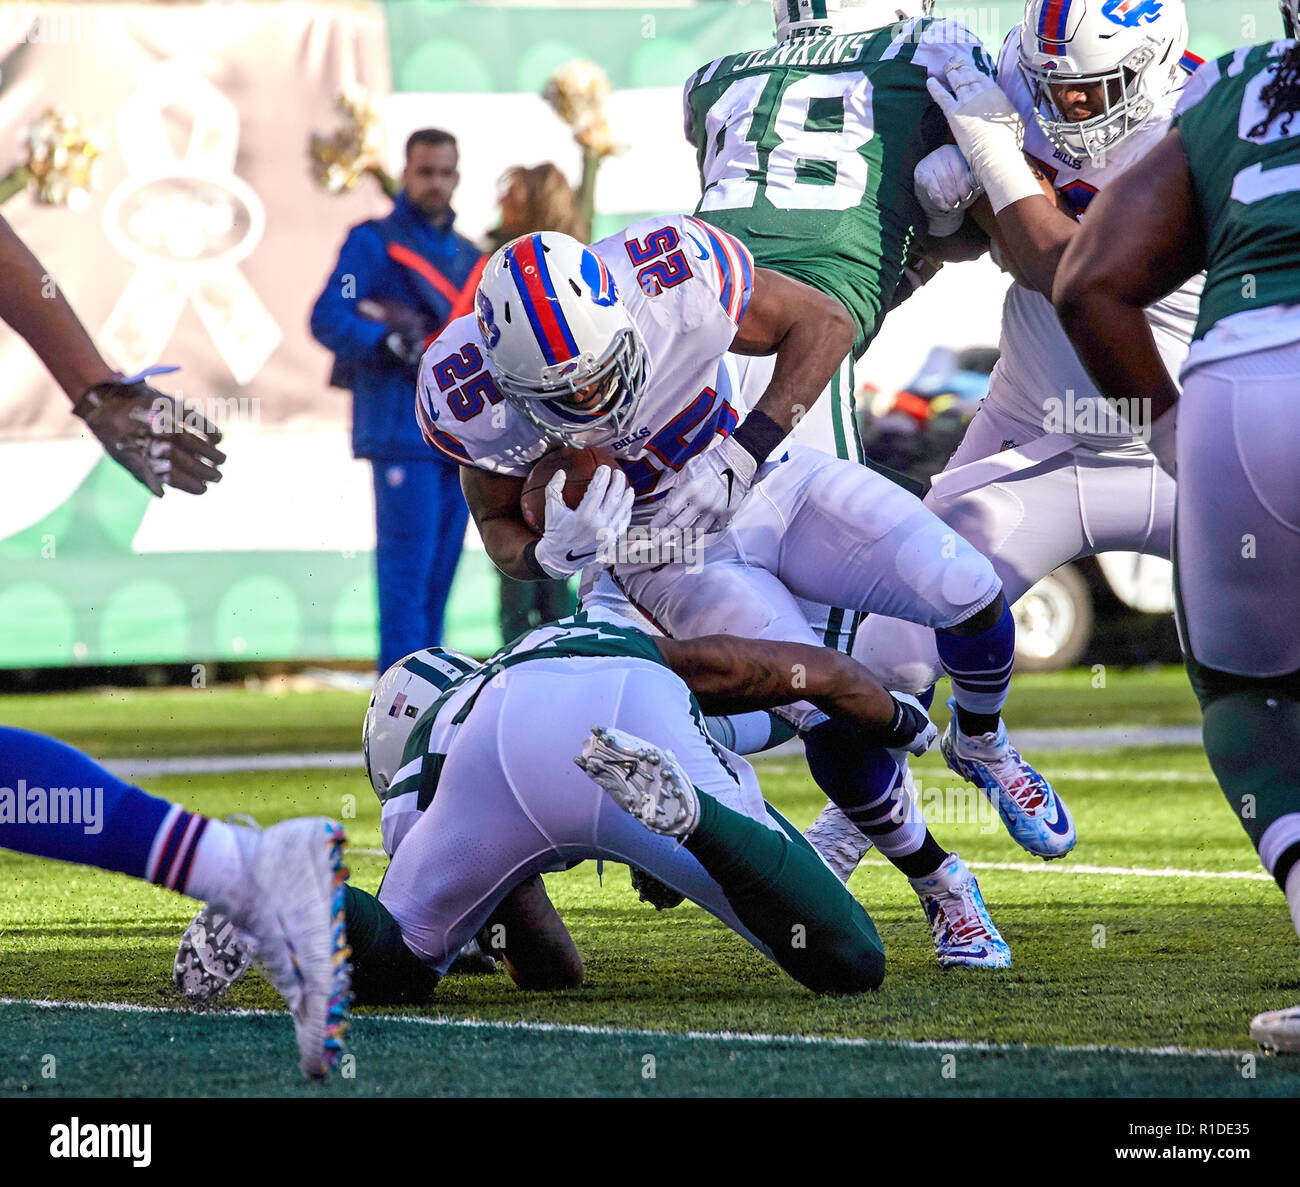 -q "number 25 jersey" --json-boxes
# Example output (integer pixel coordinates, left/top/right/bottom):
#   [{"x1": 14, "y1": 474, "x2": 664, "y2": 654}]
[{"x1": 415, "y1": 215, "x2": 754, "y2": 522}]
